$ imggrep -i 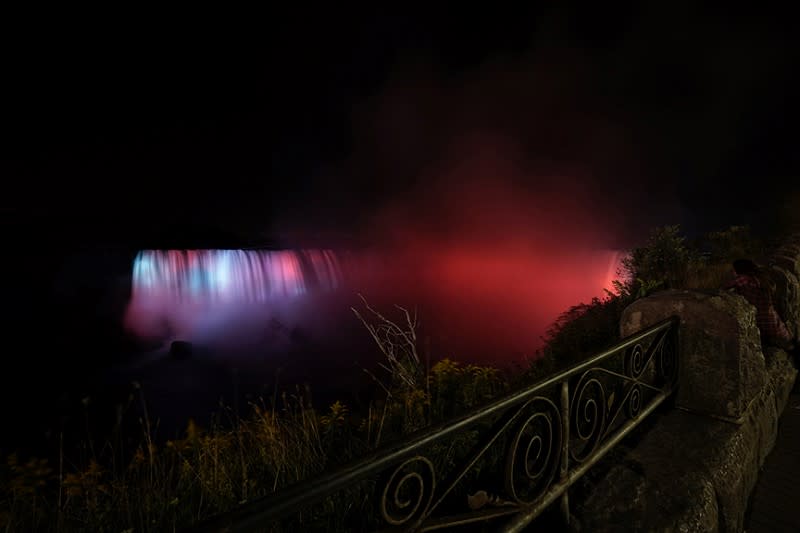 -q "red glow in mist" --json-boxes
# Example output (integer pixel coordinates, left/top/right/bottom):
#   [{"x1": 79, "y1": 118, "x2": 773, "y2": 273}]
[{"x1": 344, "y1": 135, "x2": 629, "y2": 365}]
